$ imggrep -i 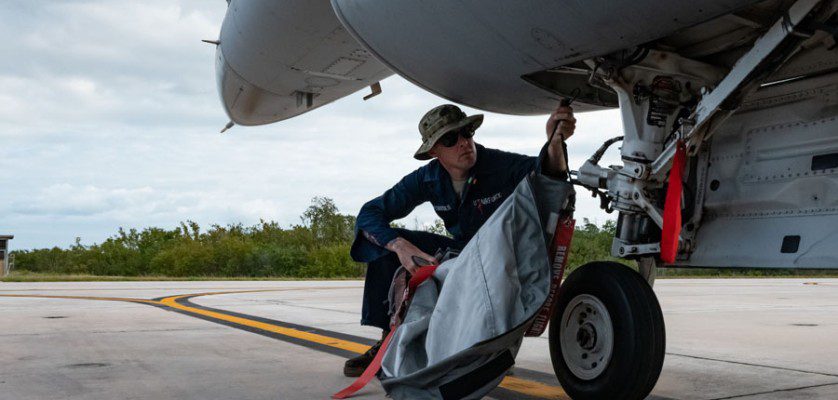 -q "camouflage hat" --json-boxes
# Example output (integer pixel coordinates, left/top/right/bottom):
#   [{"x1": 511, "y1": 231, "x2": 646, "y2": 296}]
[{"x1": 414, "y1": 104, "x2": 483, "y2": 160}]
